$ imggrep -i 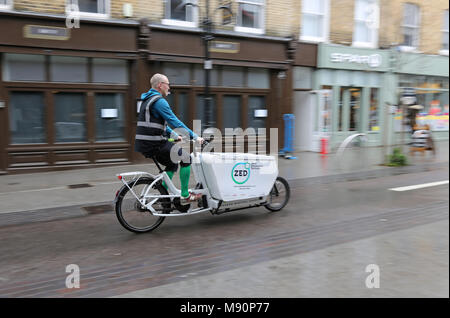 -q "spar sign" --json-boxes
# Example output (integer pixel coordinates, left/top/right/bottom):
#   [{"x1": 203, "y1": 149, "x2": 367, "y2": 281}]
[{"x1": 231, "y1": 162, "x2": 251, "y2": 184}]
